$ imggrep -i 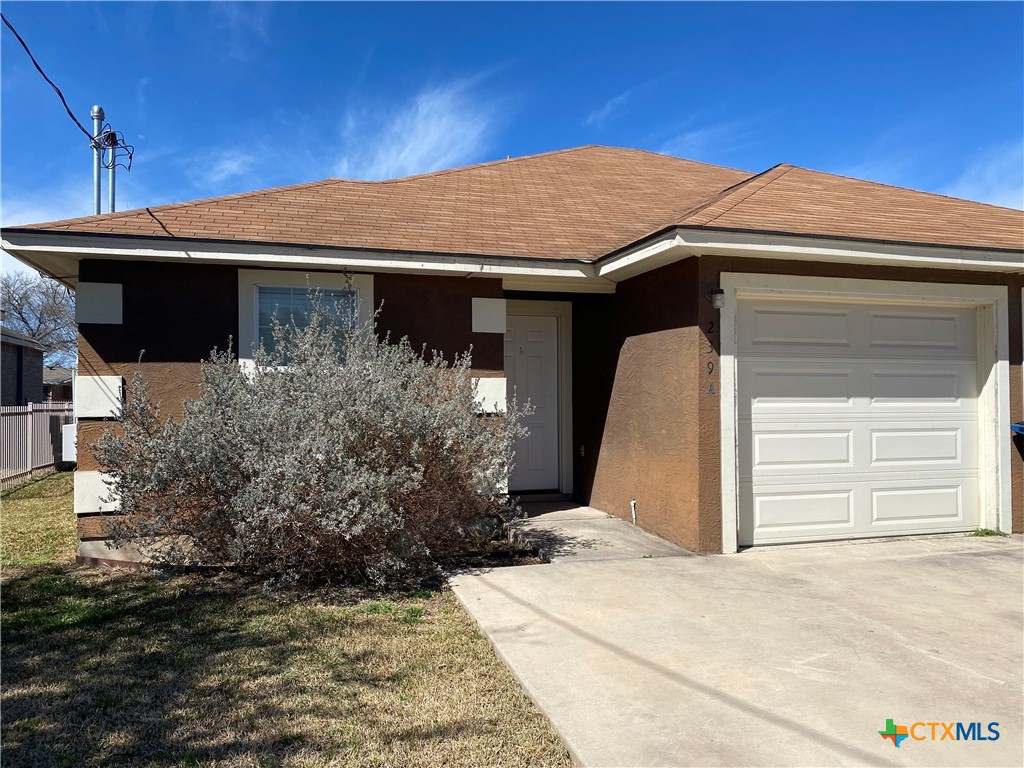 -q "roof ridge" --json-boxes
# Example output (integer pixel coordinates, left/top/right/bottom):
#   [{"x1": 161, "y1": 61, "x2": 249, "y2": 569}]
[
  {"x1": 359, "y1": 145, "x2": 754, "y2": 186},
  {"x1": 8, "y1": 177, "x2": 346, "y2": 229},
  {"x1": 680, "y1": 163, "x2": 796, "y2": 227},
  {"x1": 606, "y1": 145, "x2": 753, "y2": 175},
  {"x1": 787, "y1": 164, "x2": 1024, "y2": 212},
  {"x1": 358, "y1": 145, "x2": 605, "y2": 185}
]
